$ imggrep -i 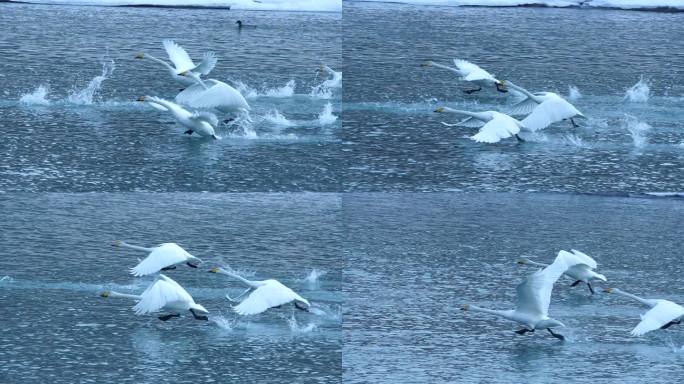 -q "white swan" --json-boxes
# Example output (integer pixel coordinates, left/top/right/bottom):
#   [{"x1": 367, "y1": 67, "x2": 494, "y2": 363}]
[
  {"x1": 316, "y1": 64, "x2": 342, "y2": 88},
  {"x1": 138, "y1": 95, "x2": 219, "y2": 139},
  {"x1": 421, "y1": 59, "x2": 506, "y2": 93},
  {"x1": 113, "y1": 240, "x2": 202, "y2": 276},
  {"x1": 176, "y1": 71, "x2": 250, "y2": 120},
  {"x1": 517, "y1": 249, "x2": 607, "y2": 294},
  {"x1": 208, "y1": 267, "x2": 310, "y2": 315},
  {"x1": 100, "y1": 274, "x2": 209, "y2": 321},
  {"x1": 462, "y1": 250, "x2": 588, "y2": 340},
  {"x1": 434, "y1": 107, "x2": 526, "y2": 143},
  {"x1": 604, "y1": 288, "x2": 684, "y2": 336},
  {"x1": 504, "y1": 81, "x2": 584, "y2": 130},
  {"x1": 136, "y1": 39, "x2": 217, "y2": 86}
]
